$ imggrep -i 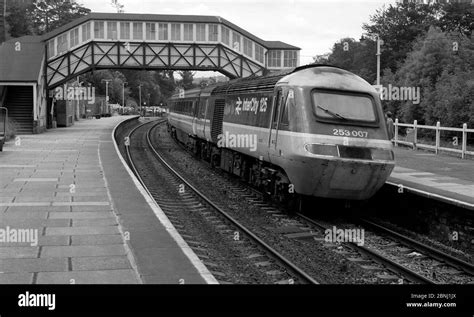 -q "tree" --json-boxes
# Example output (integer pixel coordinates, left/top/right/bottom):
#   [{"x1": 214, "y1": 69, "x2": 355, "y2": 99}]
[
  {"x1": 325, "y1": 37, "x2": 377, "y2": 83},
  {"x1": 82, "y1": 70, "x2": 130, "y2": 104},
  {"x1": 177, "y1": 71, "x2": 197, "y2": 90},
  {"x1": 110, "y1": 0, "x2": 124, "y2": 13},
  {"x1": 382, "y1": 27, "x2": 474, "y2": 126},
  {"x1": 5, "y1": 3, "x2": 33, "y2": 38},
  {"x1": 432, "y1": 70, "x2": 474, "y2": 127},
  {"x1": 121, "y1": 70, "x2": 162, "y2": 107},
  {"x1": 437, "y1": 3, "x2": 474, "y2": 37},
  {"x1": 362, "y1": 2, "x2": 440, "y2": 73},
  {"x1": 31, "y1": 0, "x2": 91, "y2": 35},
  {"x1": 153, "y1": 71, "x2": 177, "y2": 101}
]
